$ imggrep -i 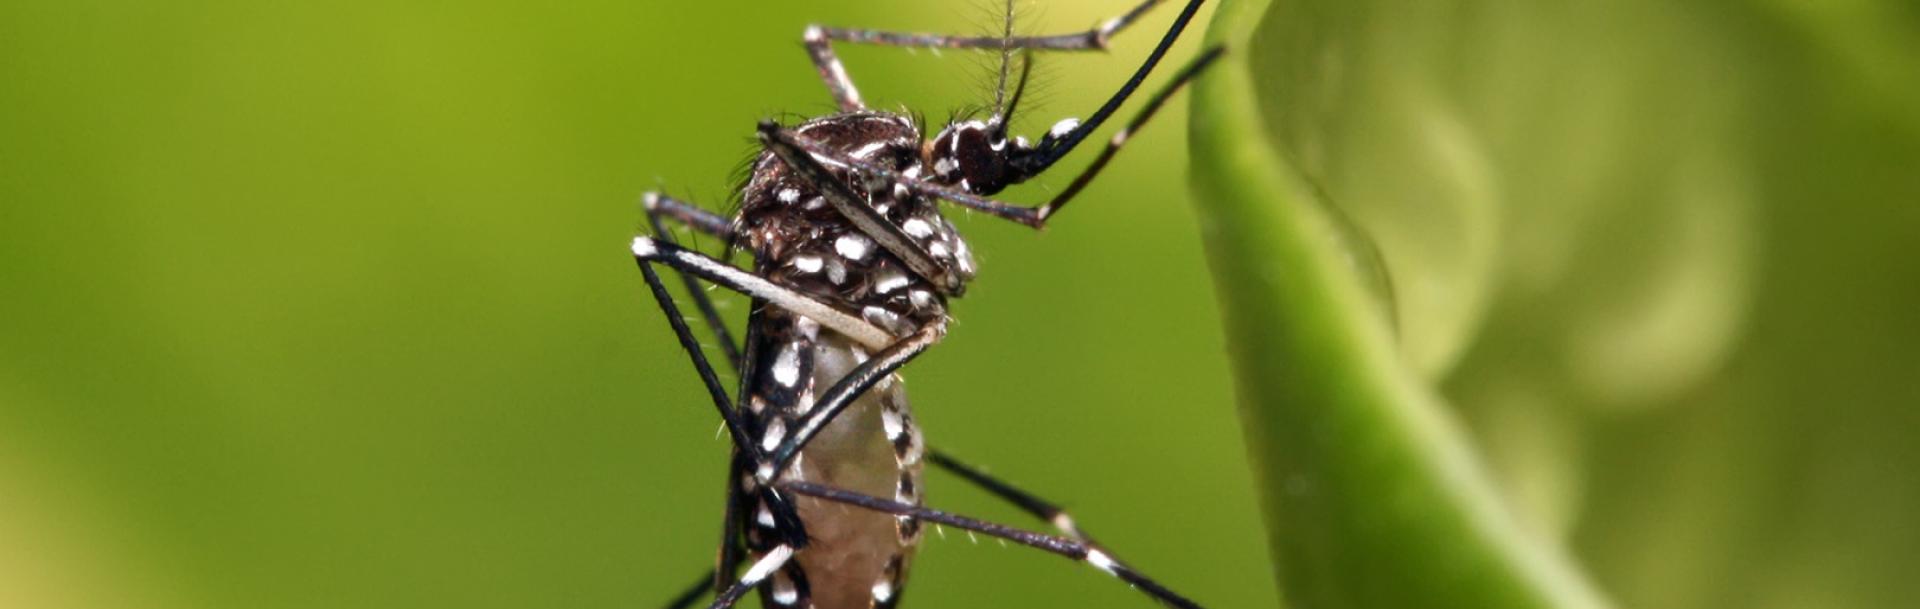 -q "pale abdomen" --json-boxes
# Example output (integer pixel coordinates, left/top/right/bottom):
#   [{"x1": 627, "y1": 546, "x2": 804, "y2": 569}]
[{"x1": 748, "y1": 323, "x2": 925, "y2": 609}]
